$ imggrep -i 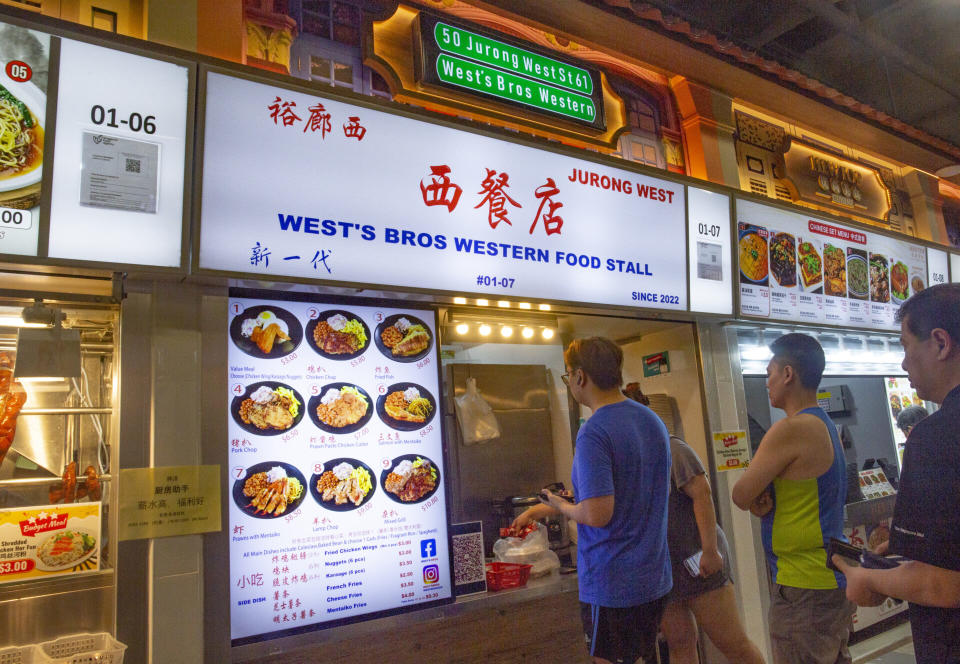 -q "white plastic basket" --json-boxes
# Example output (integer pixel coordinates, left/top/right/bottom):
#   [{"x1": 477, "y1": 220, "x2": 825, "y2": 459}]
[
  {"x1": 36, "y1": 634, "x2": 126, "y2": 664},
  {"x1": 0, "y1": 644, "x2": 43, "y2": 664}
]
